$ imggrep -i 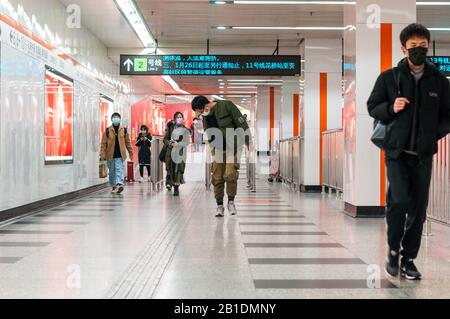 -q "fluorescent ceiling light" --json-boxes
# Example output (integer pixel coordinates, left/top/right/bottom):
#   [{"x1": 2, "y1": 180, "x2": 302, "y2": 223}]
[
  {"x1": 211, "y1": 1, "x2": 355, "y2": 4},
  {"x1": 227, "y1": 86, "x2": 258, "y2": 89},
  {"x1": 114, "y1": 0, "x2": 155, "y2": 47},
  {"x1": 162, "y1": 75, "x2": 190, "y2": 95},
  {"x1": 417, "y1": 2, "x2": 450, "y2": 5},
  {"x1": 212, "y1": 0, "x2": 450, "y2": 6},
  {"x1": 428, "y1": 28, "x2": 450, "y2": 31},
  {"x1": 227, "y1": 79, "x2": 283, "y2": 82},
  {"x1": 215, "y1": 26, "x2": 345, "y2": 30}
]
